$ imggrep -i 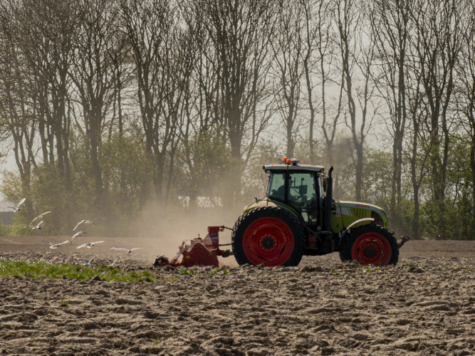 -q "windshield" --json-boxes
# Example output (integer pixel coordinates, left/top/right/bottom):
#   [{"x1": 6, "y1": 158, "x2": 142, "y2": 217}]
[
  {"x1": 287, "y1": 172, "x2": 316, "y2": 208},
  {"x1": 267, "y1": 171, "x2": 317, "y2": 206},
  {"x1": 267, "y1": 172, "x2": 285, "y2": 201}
]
